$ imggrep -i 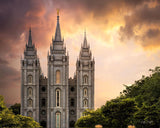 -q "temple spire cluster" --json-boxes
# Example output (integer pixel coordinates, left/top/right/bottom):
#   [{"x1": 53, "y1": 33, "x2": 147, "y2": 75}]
[{"x1": 21, "y1": 11, "x2": 95, "y2": 128}]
